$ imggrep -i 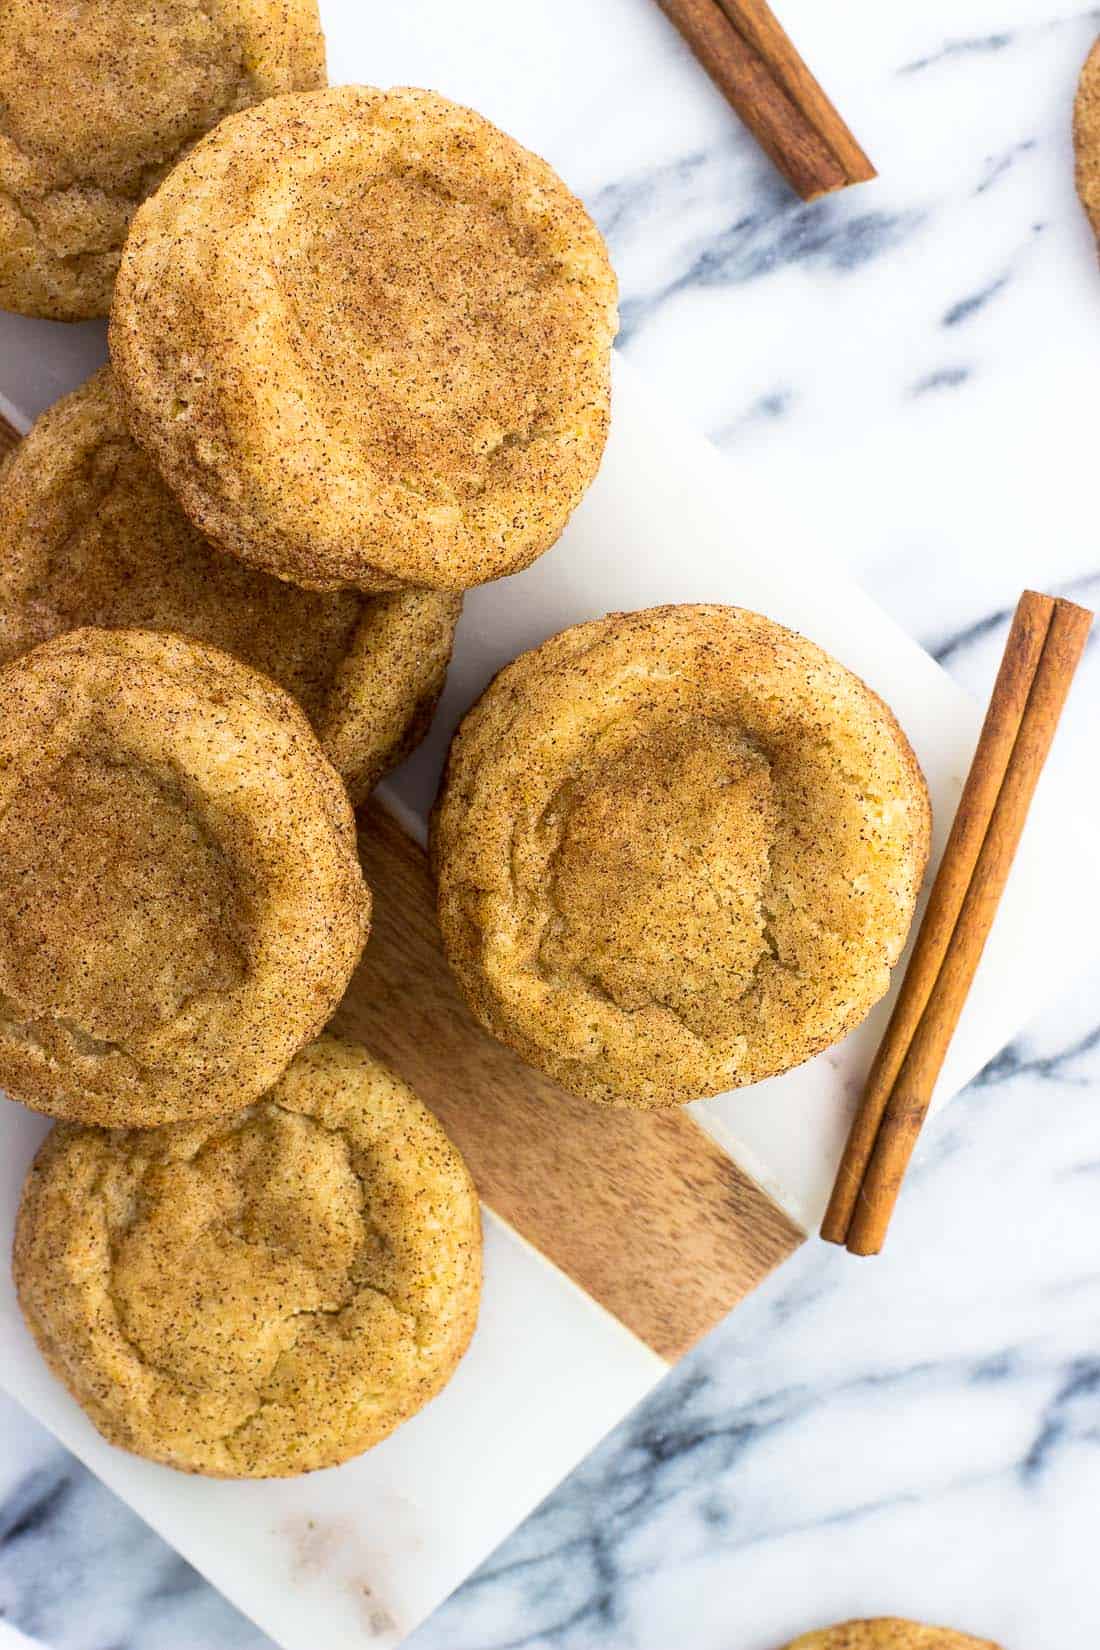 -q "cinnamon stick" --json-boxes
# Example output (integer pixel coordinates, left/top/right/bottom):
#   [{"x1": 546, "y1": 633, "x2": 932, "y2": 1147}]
[
  {"x1": 656, "y1": 0, "x2": 875, "y2": 199},
  {"x1": 829, "y1": 593, "x2": 1092, "y2": 1256},
  {"x1": 821, "y1": 590, "x2": 1056, "y2": 1245}
]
